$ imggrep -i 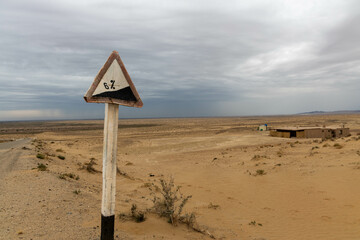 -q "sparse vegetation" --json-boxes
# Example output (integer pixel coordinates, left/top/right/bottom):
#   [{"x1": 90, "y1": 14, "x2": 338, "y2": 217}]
[
  {"x1": 119, "y1": 204, "x2": 146, "y2": 223},
  {"x1": 59, "y1": 173, "x2": 79, "y2": 180},
  {"x1": 131, "y1": 204, "x2": 146, "y2": 222},
  {"x1": 80, "y1": 158, "x2": 99, "y2": 173},
  {"x1": 73, "y1": 190, "x2": 81, "y2": 195},
  {"x1": 179, "y1": 212, "x2": 196, "y2": 228},
  {"x1": 333, "y1": 143, "x2": 343, "y2": 149},
  {"x1": 116, "y1": 167, "x2": 135, "y2": 180},
  {"x1": 57, "y1": 155, "x2": 65, "y2": 160},
  {"x1": 312, "y1": 146, "x2": 319, "y2": 150},
  {"x1": 255, "y1": 169, "x2": 266, "y2": 176},
  {"x1": 36, "y1": 153, "x2": 45, "y2": 159},
  {"x1": 323, "y1": 143, "x2": 330, "y2": 147},
  {"x1": 37, "y1": 163, "x2": 47, "y2": 171},
  {"x1": 56, "y1": 149, "x2": 64, "y2": 152},
  {"x1": 251, "y1": 155, "x2": 268, "y2": 161},
  {"x1": 150, "y1": 177, "x2": 192, "y2": 225},
  {"x1": 249, "y1": 220, "x2": 262, "y2": 226}
]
